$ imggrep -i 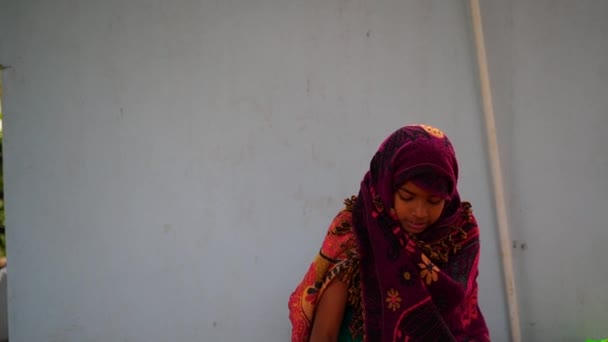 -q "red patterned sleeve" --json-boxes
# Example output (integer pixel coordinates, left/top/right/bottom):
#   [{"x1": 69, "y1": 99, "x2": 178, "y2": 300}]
[{"x1": 288, "y1": 210, "x2": 358, "y2": 342}]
